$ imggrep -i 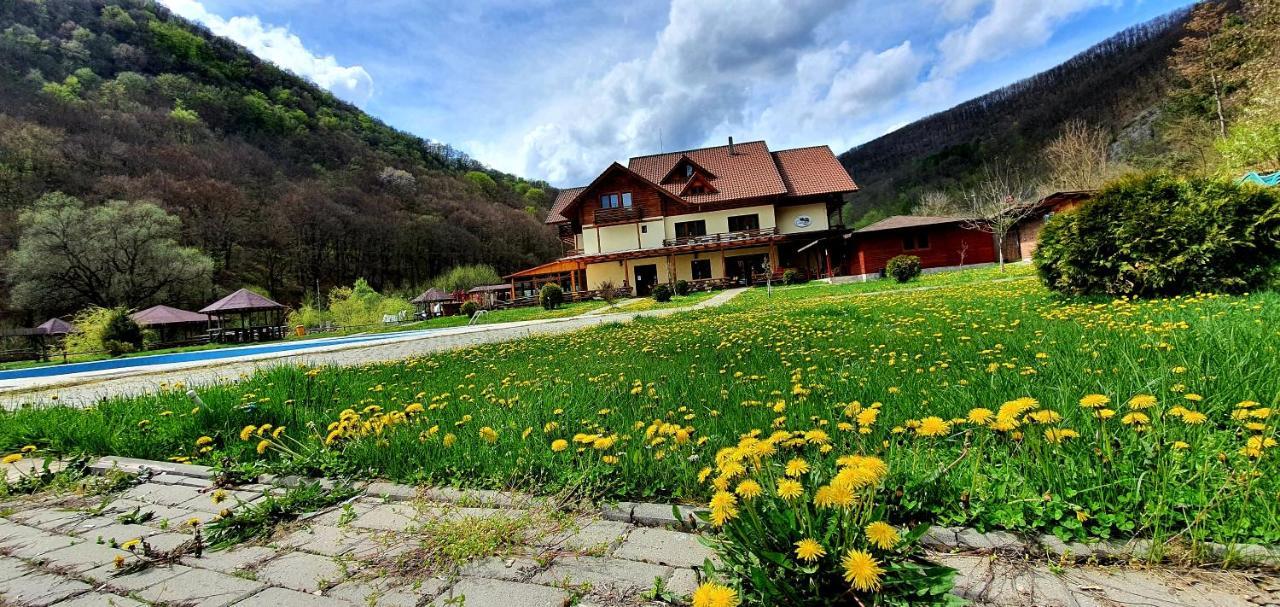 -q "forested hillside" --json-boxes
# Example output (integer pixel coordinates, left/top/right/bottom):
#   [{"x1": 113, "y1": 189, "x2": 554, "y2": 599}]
[
  {"x1": 838, "y1": 8, "x2": 1192, "y2": 218},
  {"x1": 0, "y1": 0, "x2": 560, "y2": 320}
]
